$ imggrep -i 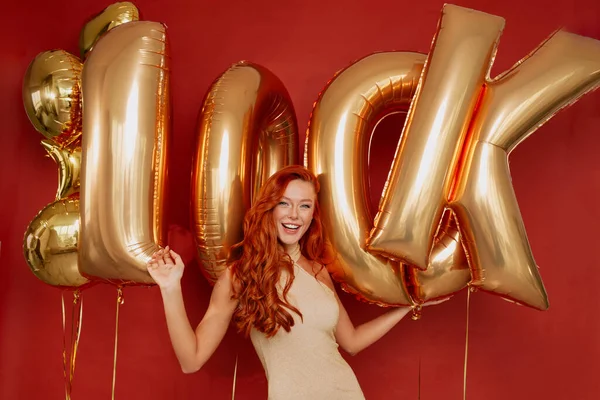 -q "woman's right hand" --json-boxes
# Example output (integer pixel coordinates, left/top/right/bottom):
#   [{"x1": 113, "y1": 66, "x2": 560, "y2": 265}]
[{"x1": 148, "y1": 246, "x2": 185, "y2": 291}]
